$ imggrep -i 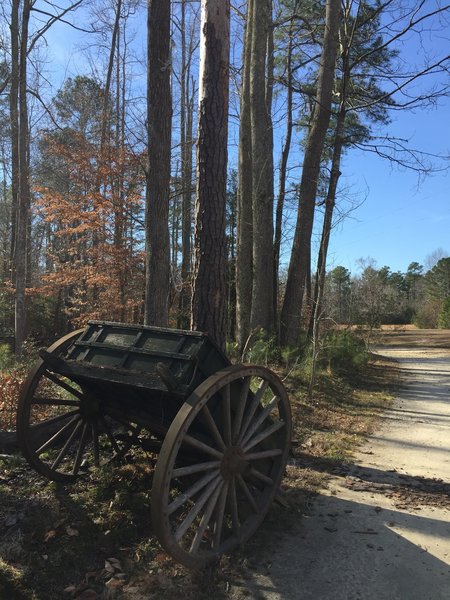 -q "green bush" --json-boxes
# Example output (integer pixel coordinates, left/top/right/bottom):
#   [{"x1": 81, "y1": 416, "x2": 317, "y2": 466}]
[
  {"x1": 320, "y1": 331, "x2": 369, "y2": 372},
  {"x1": 245, "y1": 331, "x2": 280, "y2": 365},
  {"x1": 438, "y1": 297, "x2": 450, "y2": 329},
  {"x1": 279, "y1": 344, "x2": 304, "y2": 369}
]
